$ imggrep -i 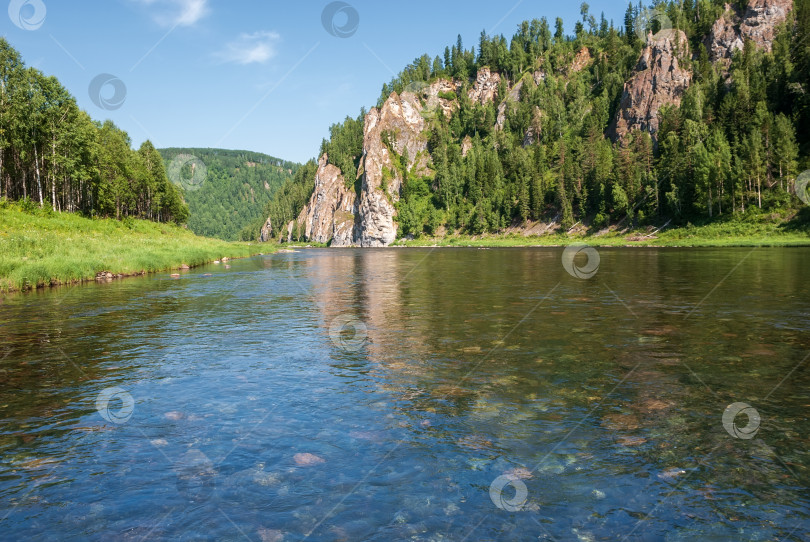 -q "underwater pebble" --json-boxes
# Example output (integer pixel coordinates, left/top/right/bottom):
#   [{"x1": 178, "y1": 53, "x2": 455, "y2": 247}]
[
  {"x1": 257, "y1": 527, "x2": 284, "y2": 542},
  {"x1": 294, "y1": 453, "x2": 326, "y2": 466},
  {"x1": 658, "y1": 468, "x2": 687, "y2": 480},
  {"x1": 504, "y1": 467, "x2": 533, "y2": 480}
]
